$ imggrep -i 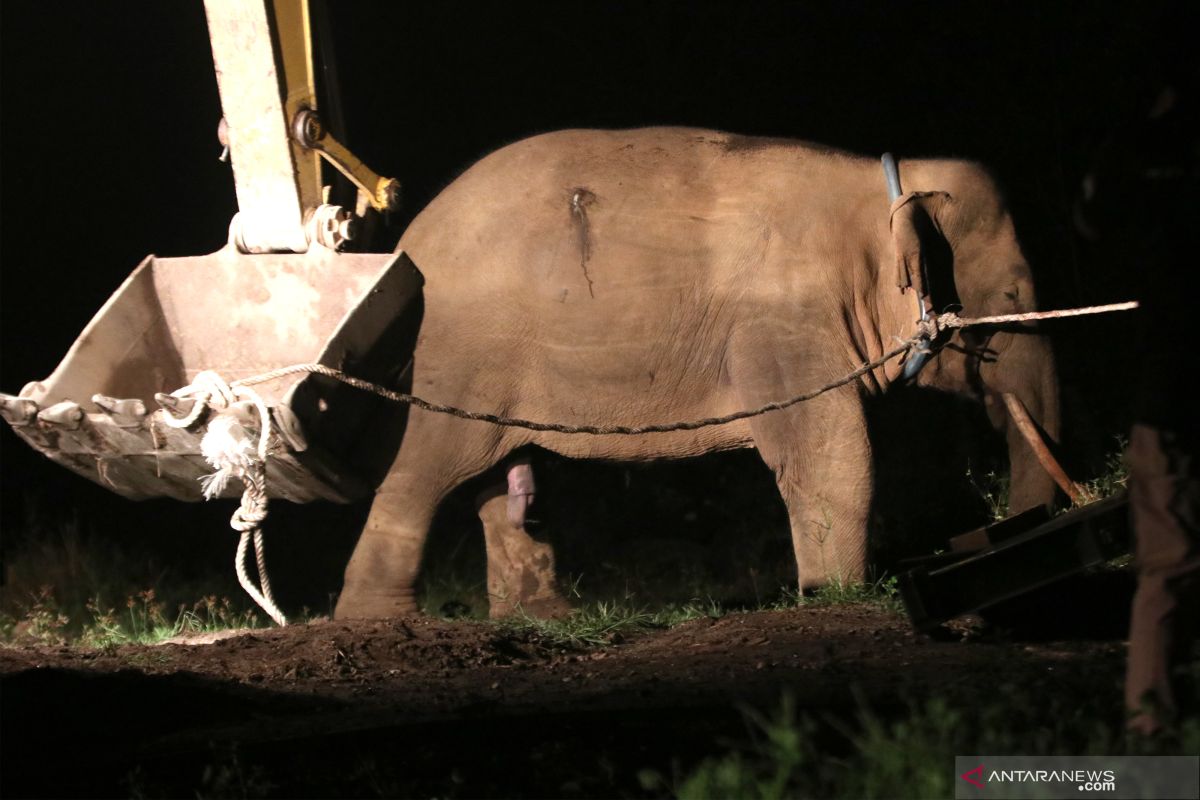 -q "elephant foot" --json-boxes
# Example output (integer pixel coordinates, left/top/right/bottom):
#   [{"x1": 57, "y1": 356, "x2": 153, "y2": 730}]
[
  {"x1": 484, "y1": 538, "x2": 573, "y2": 619},
  {"x1": 796, "y1": 568, "x2": 868, "y2": 595},
  {"x1": 477, "y1": 472, "x2": 572, "y2": 620},
  {"x1": 333, "y1": 589, "x2": 420, "y2": 620},
  {"x1": 484, "y1": 530, "x2": 572, "y2": 619}
]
